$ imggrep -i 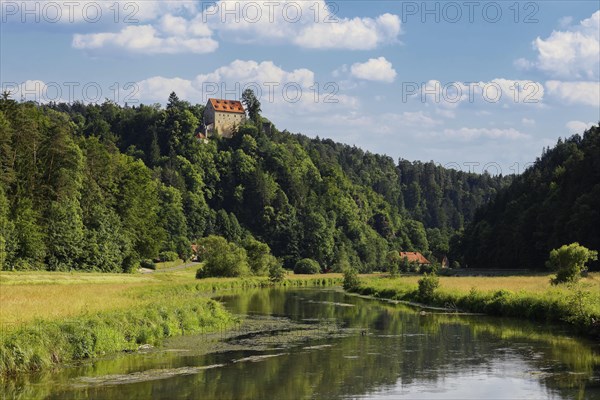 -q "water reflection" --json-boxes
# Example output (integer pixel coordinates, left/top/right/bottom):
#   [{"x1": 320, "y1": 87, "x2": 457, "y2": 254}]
[{"x1": 3, "y1": 288, "x2": 599, "y2": 399}]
